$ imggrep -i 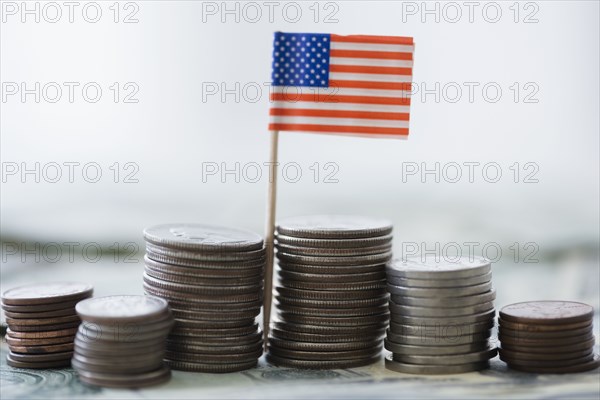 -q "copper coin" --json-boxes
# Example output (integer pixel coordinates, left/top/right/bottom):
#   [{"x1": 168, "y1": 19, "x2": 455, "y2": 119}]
[
  {"x1": 6, "y1": 327, "x2": 78, "y2": 339},
  {"x1": 500, "y1": 337, "x2": 596, "y2": 354},
  {"x1": 498, "y1": 318, "x2": 592, "y2": 332},
  {"x1": 2, "y1": 299, "x2": 80, "y2": 313},
  {"x1": 4, "y1": 308, "x2": 76, "y2": 319},
  {"x1": 498, "y1": 347, "x2": 594, "y2": 361},
  {"x1": 502, "y1": 353, "x2": 595, "y2": 368},
  {"x1": 5, "y1": 315, "x2": 80, "y2": 326},
  {"x1": 8, "y1": 350, "x2": 73, "y2": 362},
  {"x1": 498, "y1": 324, "x2": 593, "y2": 339},
  {"x1": 165, "y1": 359, "x2": 256, "y2": 373},
  {"x1": 76, "y1": 365, "x2": 171, "y2": 388},
  {"x1": 505, "y1": 354, "x2": 600, "y2": 374},
  {"x1": 1, "y1": 282, "x2": 93, "y2": 306},
  {"x1": 6, "y1": 334, "x2": 75, "y2": 347},
  {"x1": 9, "y1": 342, "x2": 74, "y2": 354},
  {"x1": 6, "y1": 354, "x2": 71, "y2": 369},
  {"x1": 498, "y1": 332, "x2": 595, "y2": 347},
  {"x1": 9, "y1": 322, "x2": 80, "y2": 332},
  {"x1": 499, "y1": 301, "x2": 594, "y2": 325}
]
